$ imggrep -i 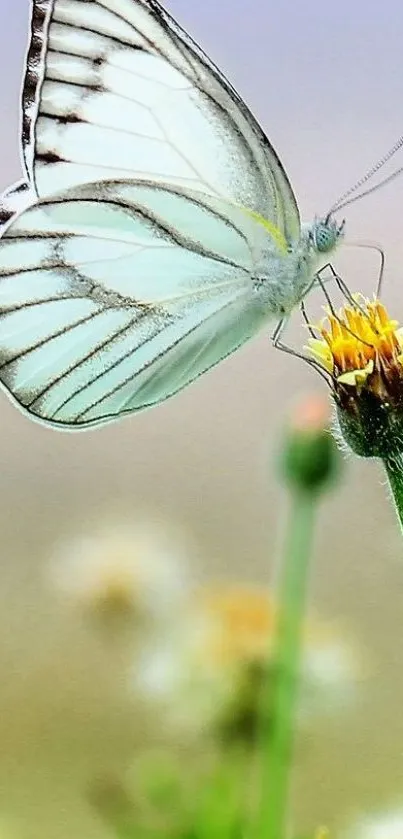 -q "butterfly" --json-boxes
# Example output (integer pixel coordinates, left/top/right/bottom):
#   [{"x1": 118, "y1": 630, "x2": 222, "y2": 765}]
[{"x1": 0, "y1": 0, "x2": 345, "y2": 430}]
